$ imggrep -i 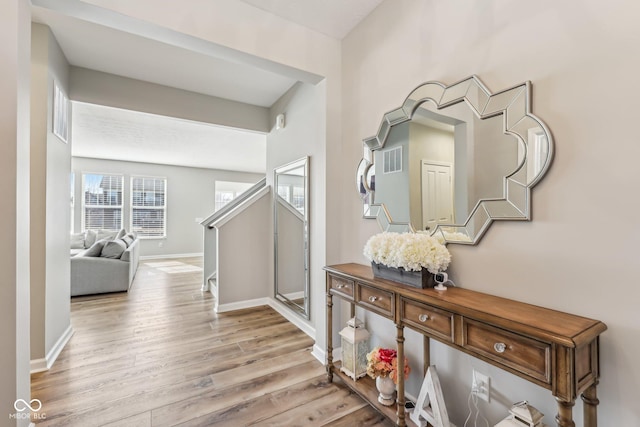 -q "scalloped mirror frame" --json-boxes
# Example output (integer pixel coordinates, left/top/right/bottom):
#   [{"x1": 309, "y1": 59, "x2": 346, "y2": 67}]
[{"x1": 356, "y1": 75, "x2": 554, "y2": 245}]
